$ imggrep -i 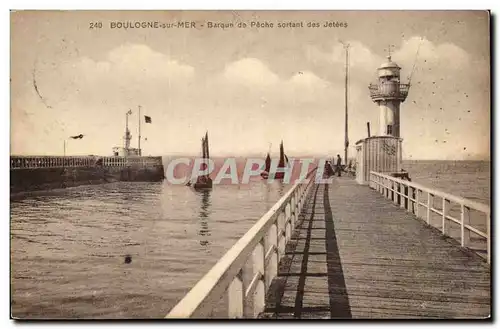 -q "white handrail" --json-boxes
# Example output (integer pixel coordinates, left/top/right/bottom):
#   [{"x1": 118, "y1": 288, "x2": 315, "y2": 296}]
[
  {"x1": 166, "y1": 168, "x2": 318, "y2": 318},
  {"x1": 369, "y1": 171, "x2": 490, "y2": 264}
]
